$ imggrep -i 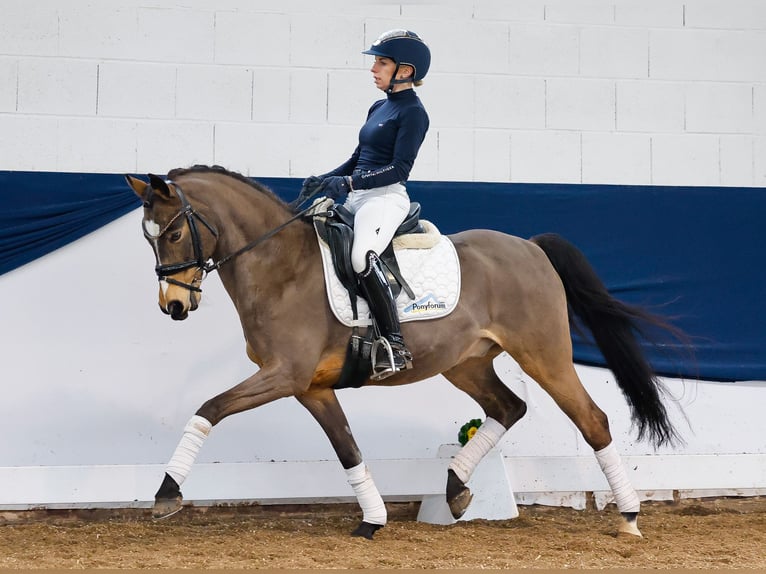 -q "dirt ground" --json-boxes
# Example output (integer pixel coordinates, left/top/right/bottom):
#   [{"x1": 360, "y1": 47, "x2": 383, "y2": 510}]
[{"x1": 1, "y1": 497, "x2": 764, "y2": 570}]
